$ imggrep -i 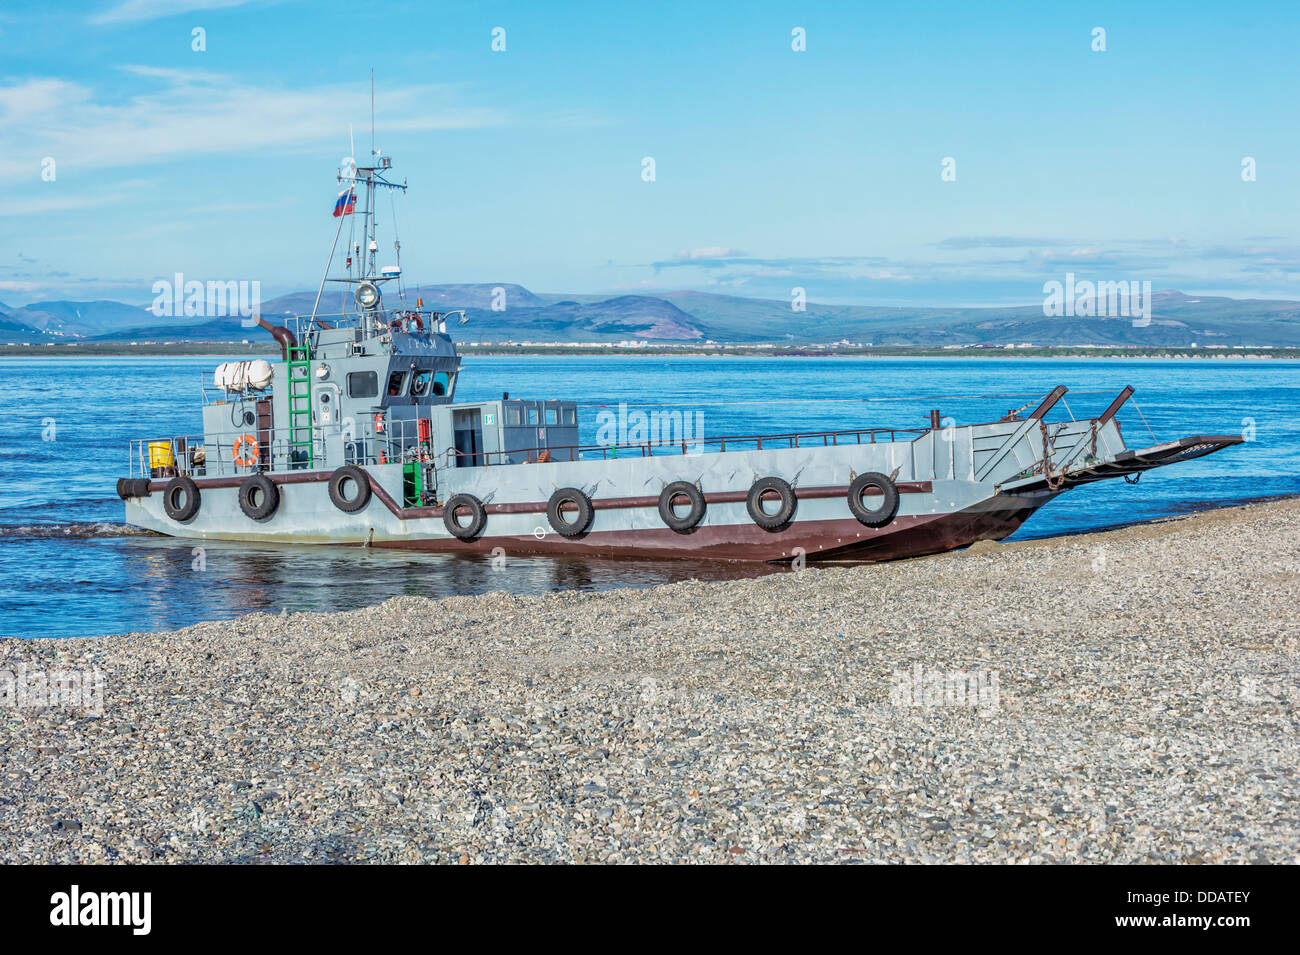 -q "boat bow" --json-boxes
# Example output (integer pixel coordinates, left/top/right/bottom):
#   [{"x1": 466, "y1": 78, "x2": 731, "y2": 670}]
[{"x1": 999, "y1": 433, "x2": 1244, "y2": 493}]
